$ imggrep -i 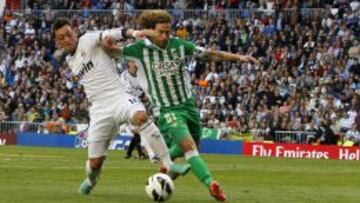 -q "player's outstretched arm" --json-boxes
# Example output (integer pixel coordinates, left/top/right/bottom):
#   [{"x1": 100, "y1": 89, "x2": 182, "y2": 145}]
[
  {"x1": 99, "y1": 28, "x2": 138, "y2": 58},
  {"x1": 204, "y1": 50, "x2": 260, "y2": 64},
  {"x1": 101, "y1": 29, "x2": 159, "y2": 58},
  {"x1": 102, "y1": 28, "x2": 157, "y2": 41}
]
